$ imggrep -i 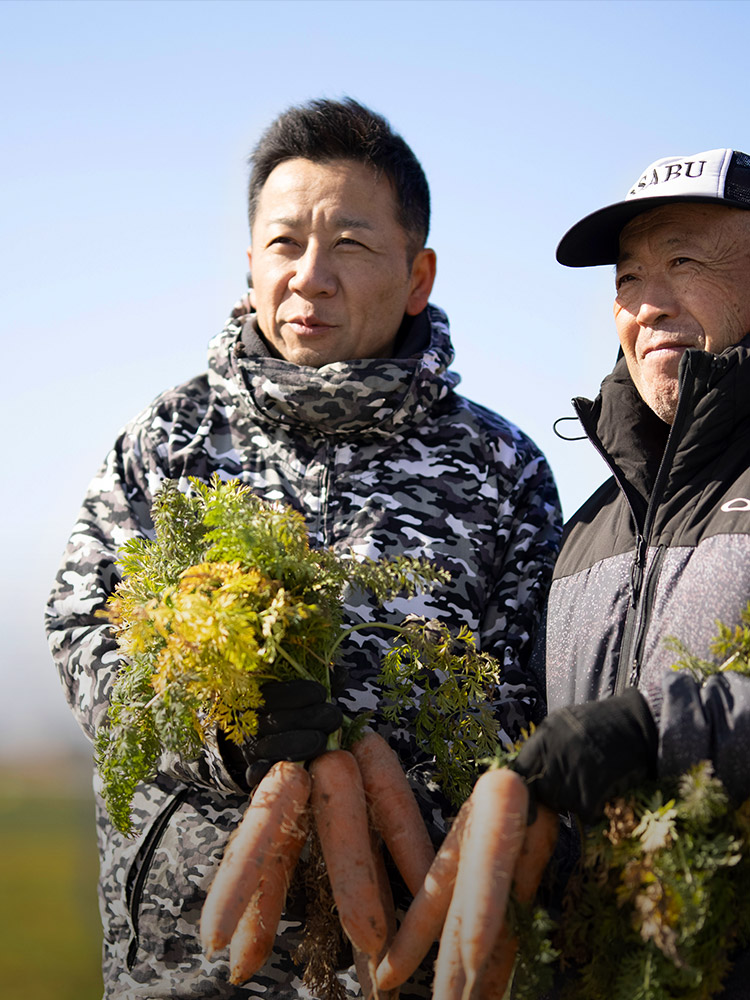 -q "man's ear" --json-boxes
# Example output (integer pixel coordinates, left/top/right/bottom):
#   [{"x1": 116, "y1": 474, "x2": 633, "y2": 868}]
[{"x1": 405, "y1": 248, "x2": 437, "y2": 316}]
